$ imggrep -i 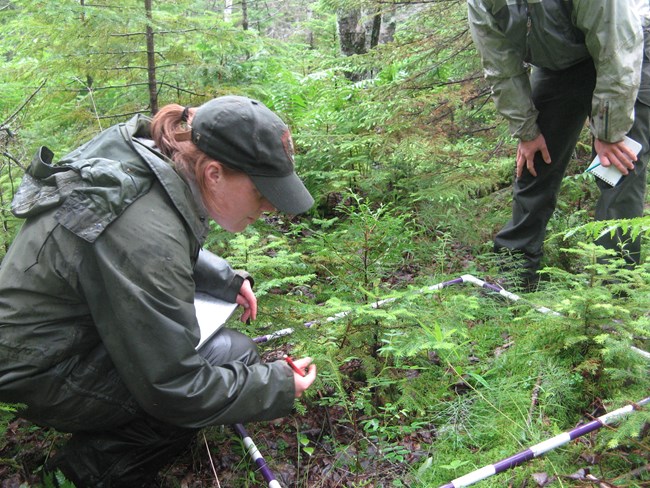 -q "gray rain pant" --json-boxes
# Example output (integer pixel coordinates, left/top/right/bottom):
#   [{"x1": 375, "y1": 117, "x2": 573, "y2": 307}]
[
  {"x1": 494, "y1": 37, "x2": 650, "y2": 282},
  {"x1": 46, "y1": 327, "x2": 259, "y2": 487}
]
